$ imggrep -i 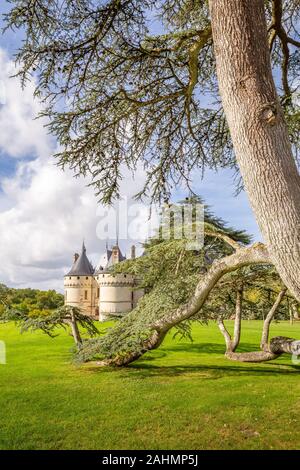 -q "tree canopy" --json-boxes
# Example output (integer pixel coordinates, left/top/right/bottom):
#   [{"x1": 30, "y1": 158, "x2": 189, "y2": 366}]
[{"x1": 4, "y1": 0, "x2": 300, "y2": 203}]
